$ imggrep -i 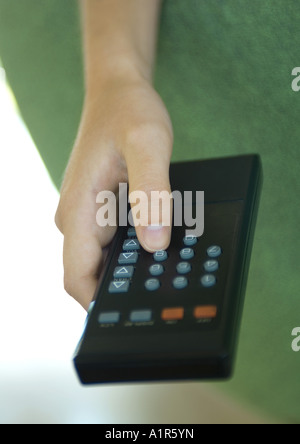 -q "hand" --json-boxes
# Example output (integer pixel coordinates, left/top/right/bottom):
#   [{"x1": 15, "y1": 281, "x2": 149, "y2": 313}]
[{"x1": 55, "y1": 75, "x2": 173, "y2": 310}]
